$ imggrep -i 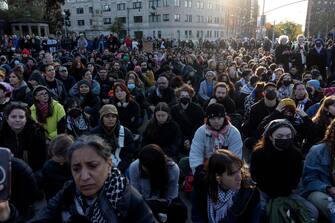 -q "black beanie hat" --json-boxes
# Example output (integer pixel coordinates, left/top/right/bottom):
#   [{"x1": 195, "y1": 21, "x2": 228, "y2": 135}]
[{"x1": 206, "y1": 103, "x2": 226, "y2": 118}]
